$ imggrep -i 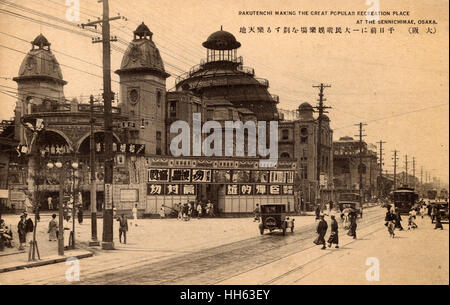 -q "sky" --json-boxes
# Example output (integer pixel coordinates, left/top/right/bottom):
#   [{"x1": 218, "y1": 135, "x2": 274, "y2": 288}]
[{"x1": 0, "y1": 0, "x2": 448, "y2": 185}]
